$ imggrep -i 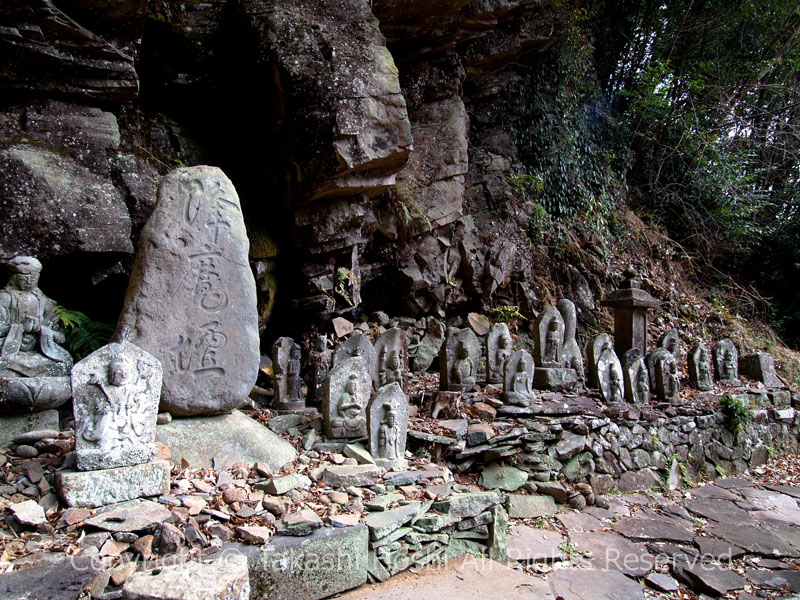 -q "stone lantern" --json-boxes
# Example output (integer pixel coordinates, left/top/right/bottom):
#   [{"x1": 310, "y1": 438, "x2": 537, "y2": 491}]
[{"x1": 600, "y1": 267, "x2": 660, "y2": 357}]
